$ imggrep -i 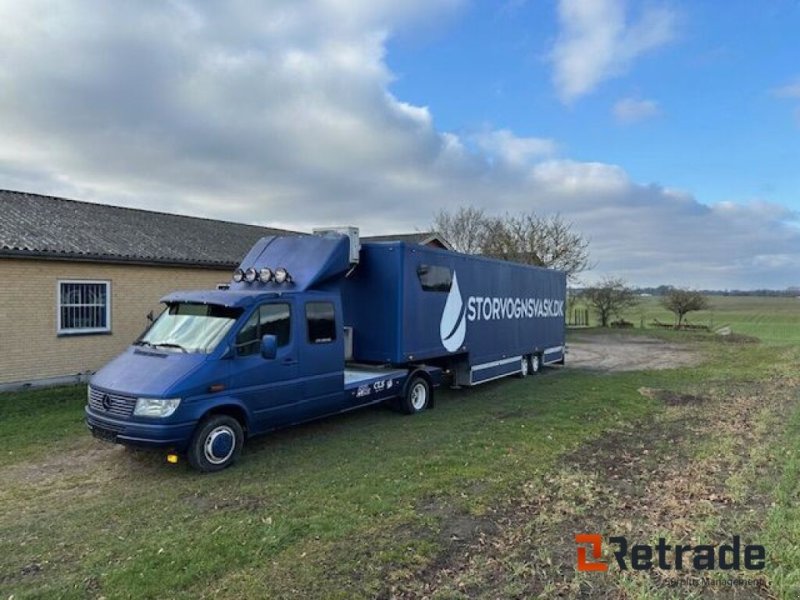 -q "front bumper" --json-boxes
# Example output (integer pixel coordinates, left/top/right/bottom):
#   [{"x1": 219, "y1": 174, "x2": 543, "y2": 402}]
[{"x1": 85, "y1": 407, "x2": 197, "y2": 449}]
